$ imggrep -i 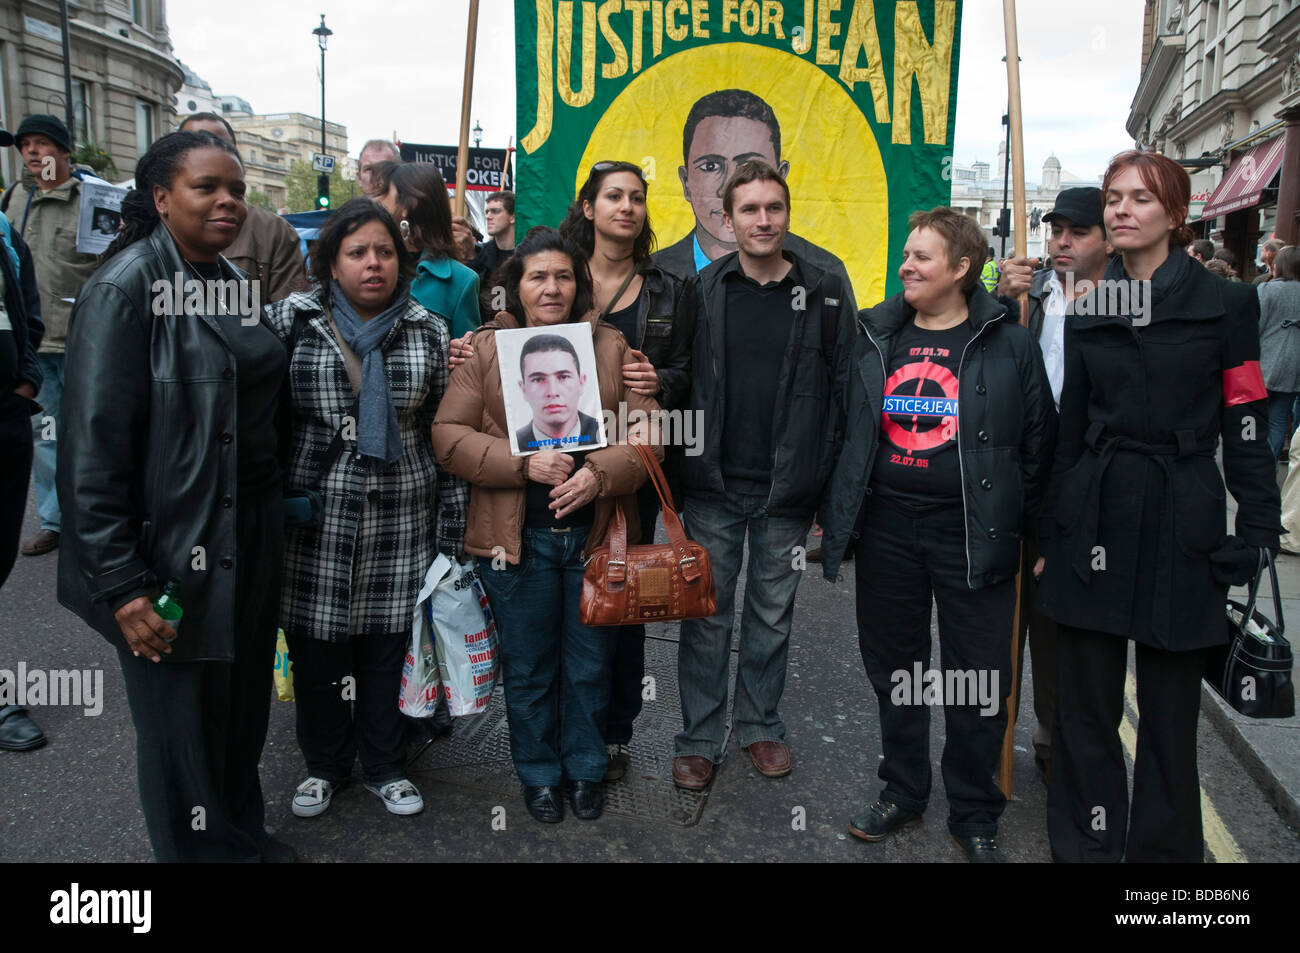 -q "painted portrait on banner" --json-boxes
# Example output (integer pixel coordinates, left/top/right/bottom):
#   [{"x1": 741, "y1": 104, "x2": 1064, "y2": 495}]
[{"x1": 515, "y1": 0, "x2": 962, "y2": 306}]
